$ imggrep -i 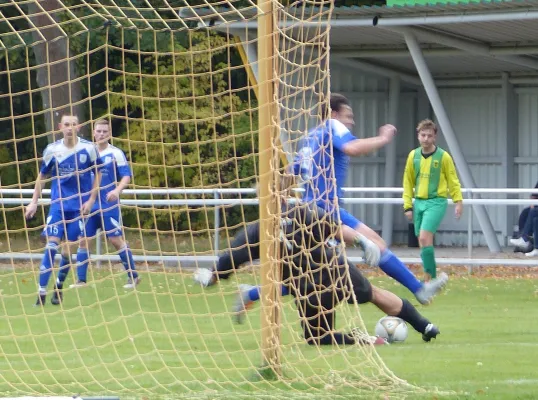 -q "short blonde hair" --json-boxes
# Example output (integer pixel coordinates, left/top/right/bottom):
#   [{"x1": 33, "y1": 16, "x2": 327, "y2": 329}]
[
  {"x1": 94, "y1": 118, "x2": 109, "y2": 128},
  {"x1": 416, "y1": 119, "x2": 437, "y2": 134},
  {"x1": 60, "y1": 114, "x2": 79, "y2": 124}
]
